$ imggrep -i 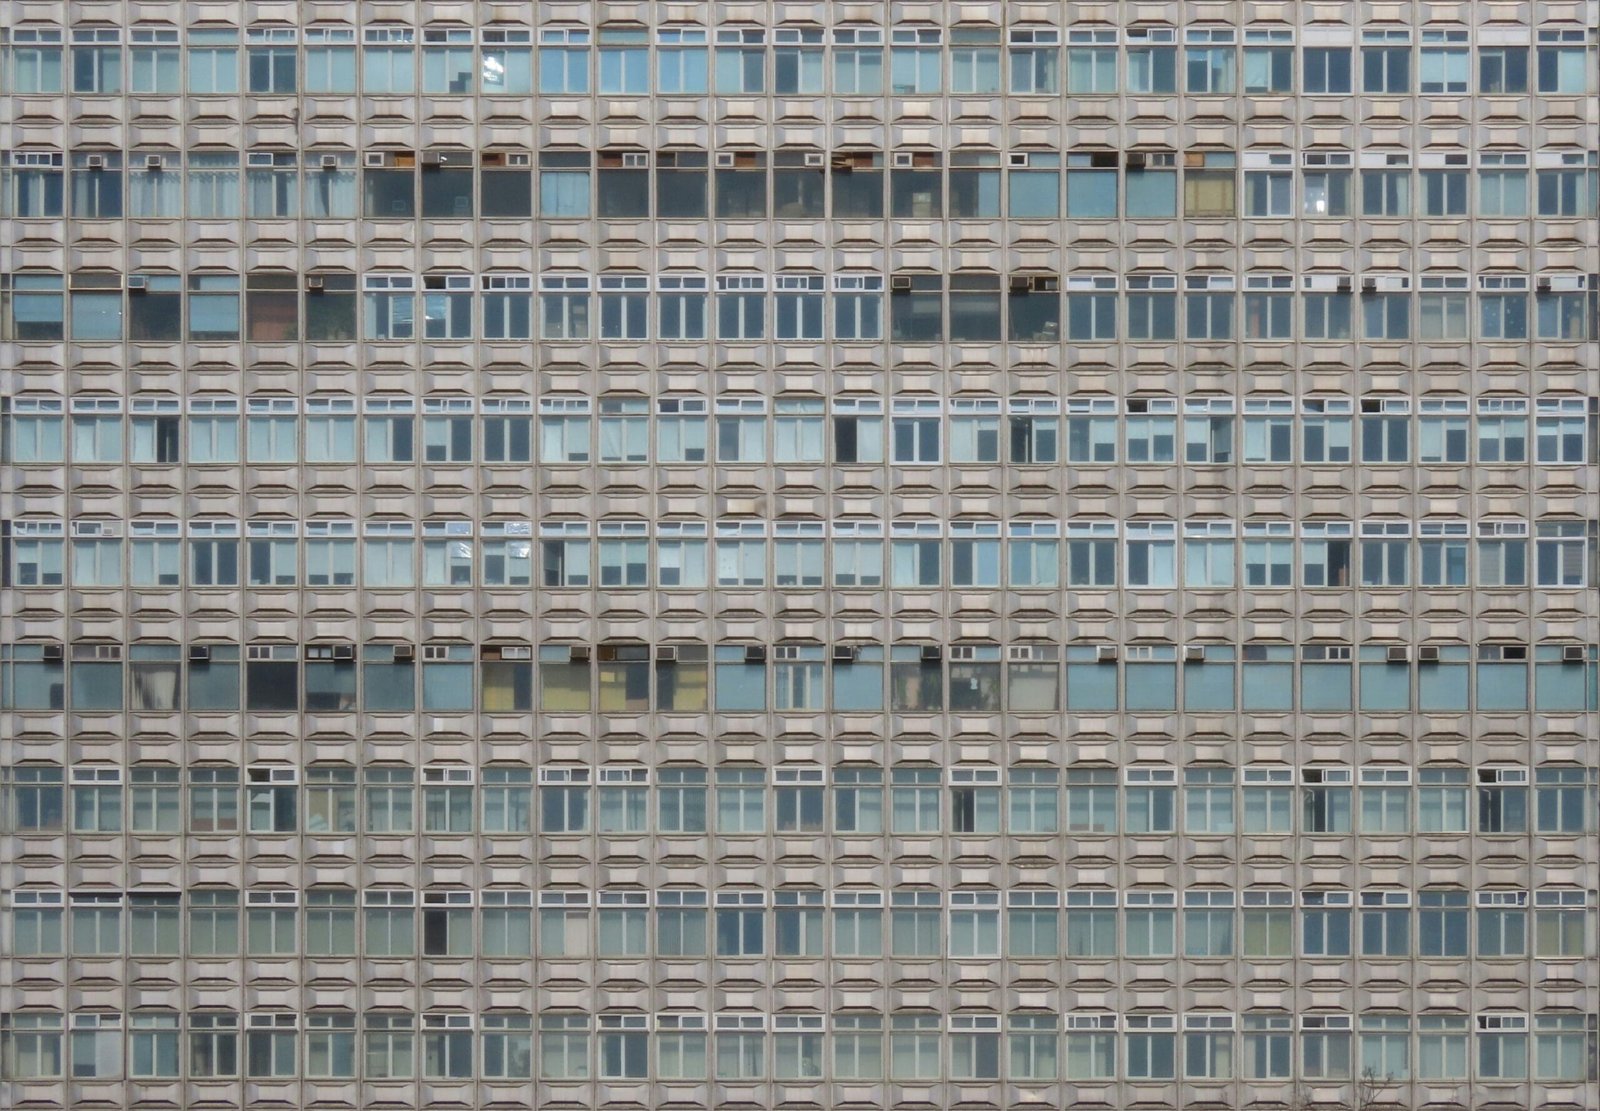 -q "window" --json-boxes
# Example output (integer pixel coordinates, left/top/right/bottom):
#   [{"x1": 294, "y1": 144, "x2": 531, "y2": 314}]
[
  {"x1": 1243, "y1": 43, "x2": 1292, "y2": 93},
  {"x1": 246, "y1": 891, "x2": 298, "y2": 955},
  {"x1": 710, "y1": 767, "x2": 762, "y2": 833},
  {"x1": 70, "y1": 1014, "x2": 123, "y2": 1078},
  {"x1": 598, "y1": 1015, "x2": 649, "y2": 1079},
  {"x1": 1008, "y1": 31, "x2": 1058, "y2": 94},
  {"x1": 8, "y1": 155, "x2": 65, "y2": 218},
  {"x1": 1420, "y1": 42, "x2": 1468, "y2": 93},
  {"x1": 1242, "y1": 893, "x2": 1294, "y2": 957},
  {"x1": 300, "y1": 888, "x2": 356, "y2": 957},
  {"x1": 1480, "y1": 289, "x2": 1529, "y2": 338},
  {"x1": 1183, "y1": 1016, "x2": 1234, "y2": 1079},
  {"x1": 1185, "y1": 290, "x2": 1234, "y2": 339},
  {"x1": 657, "y1": 29, "x2": 709, "y2": 94},
  {"x1": 713, "y1": 1017, "x2": 766, "y2": 1079},
  {"x1": 1304, "y1": 47, "x2": 1352, "y2": 93},
  {"x1": 1538, "y1": 40, "x2": 1588, "y2": 93},
  {"x1": 1359, "y1": 770, "x2": 1411, "y2": 834},
  {"x1": 890, "y1": 525, "x2": 941, "y2": 587},
  {"x1": 538, "y1": 1015, "x2": 590, "y2": 1079},
  {"x1": 7, "y1": 33, "x2": 65, "y2": 95},
  {"x1": 1301, "y1": 1018, "x2": 1353, "y2": 1079},
  {"x1": 715, "y1": 894, "x2": 765, "y2": 957},
  {"x1": 1064, "y1": 892, "x2": 1117, "y2": 957},
  {"x1": 245, "y1": 42, "x2": 295, "y2": 95},
  {"x1": 1535, "y1": 1014, "x2": 1593, "y2": 1080},
  {"x1": 1125, "y1": 524, "x2": 1176, "y2": 587},
  {"x1": 482, "y1": 1015, "x2": 534, "y2": 1079},
  {"x1": 1125, "y1": 1017, "x2": 1177, "y2": 1079},
  {"x1": 774, "y1": 277, "x2": 824, "y2": 341},
  {"x1": 1477, "y1": 1017, "x2": 1529, "y2": 1080},
  {"x1": 1418, "y1": 1016, "x2": 1470, "y2": 1079},
  {"x1": 1363, "y1": 42, "x2": 1410, "y2": 93},
  {"x1": 716, "y1": 32, "x2": 767, "y2": 94},
  {"x1": 304, "y1": 30, "x2": 356, "y2": 93},
  {"x1": 187, "y1": 1013, "x2": 237, "y2": 1077},
  {"x1": 1301, "y1": 895, "x2": 1352, "y2": 957},
  {"x1": 1185, "y1": 43, "x2": 1235, "y2": 94},
  {"x1": 1536, "y1": 522, "x2": 1588, "y2": 587},
  {"x1": 654, "y1": 890, "x2": 707, "y2": 956},
  {"x1": 1479, "y1": 770, "x2": 1530, "y2": 834},
  {"x1": 539, "y1": 400, "x2": 591, "y2": 464},
  {"x1": 72, "y1": 34, "x2": 123, "y2": 94},
  {"x1": 1243, "y1": 1015, "x2": 1293, "y2": 1079},
  {"x1": 539, "y1": 154, "x2": 590, "y2": 218},
  {"x1": 597, "y1": 30, "x2": 648, "y2": 94},
  {"x1": 299, "y1": 1014, "x2": 360, "y2": 1084},
  {"x1": 1241, "y1": 768, "x2": 1292, "y2": 831},
  {"x1": 1184, "y1": 768, "x2": 1234, "y2": 834},
  {"x1": 539, "y1": 31, "x2": 590, "y2": 94},
  {"x1": 1360, "y1": 893, "x2": 1411, "y2": 956},
  {"x1": 890, "y1": 31, "x2": 941, "y2": 93},
  {"x1": 949, "y1": 893, "x2": 1001, "y2": 957},
  {"x1": 716, "y1": 277, "x2": 766, "y2": 340},
  {"x1": 1480, "y1": 47, "x2": 1528, "y2": 93},
  {"x1": 1066, "y1": 41, "x2": 1117, "y2": 94},
  {"x1": 773, "y1": 890, "x2": 824, "y2": 956},
  {"x1": 1184, "y1": 893, "x2": 1235, "y2": 958},
  {"x1": 1127, "y1": 41, "x2": 1176, "y2": 93},
  {"x1": 1420, "y1": 170, "x2": 1467, "y2": 217},
  {"x1": 363, "y1": 33, "x2": 415, "y2": 94}
]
